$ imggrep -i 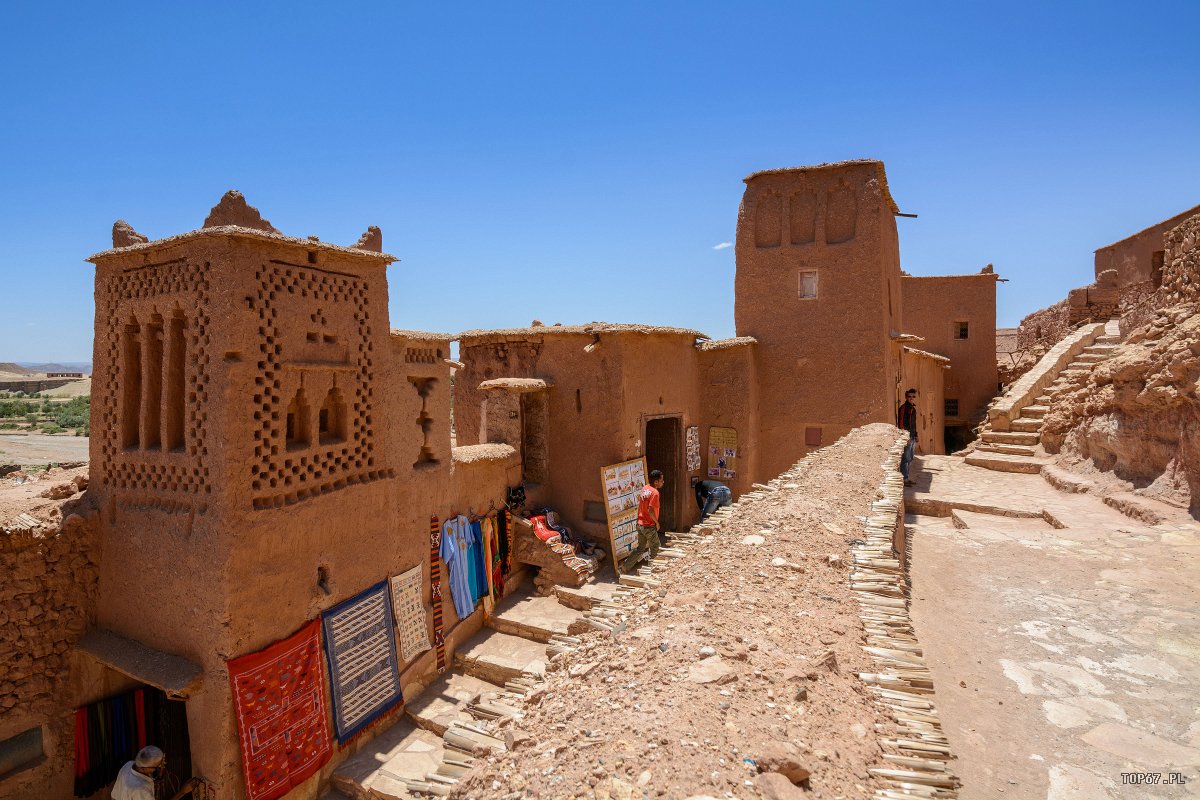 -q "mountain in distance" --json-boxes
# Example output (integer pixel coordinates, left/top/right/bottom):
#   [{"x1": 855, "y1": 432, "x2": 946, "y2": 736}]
[{"x1": 12, "y1": 362, "x2": 93, "y2": 375}]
